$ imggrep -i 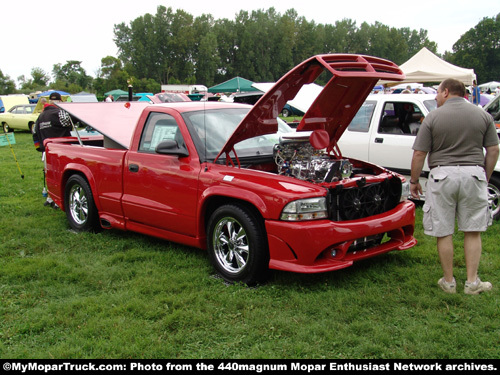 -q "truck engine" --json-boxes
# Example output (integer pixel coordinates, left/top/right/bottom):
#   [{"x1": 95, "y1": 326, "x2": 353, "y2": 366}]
[
  {"x1": 273, "y1": 132, "x2": 353, "y2": 183},
  {"x1": 273, "y1": 131, "x2": 405, "y2": 222}
]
